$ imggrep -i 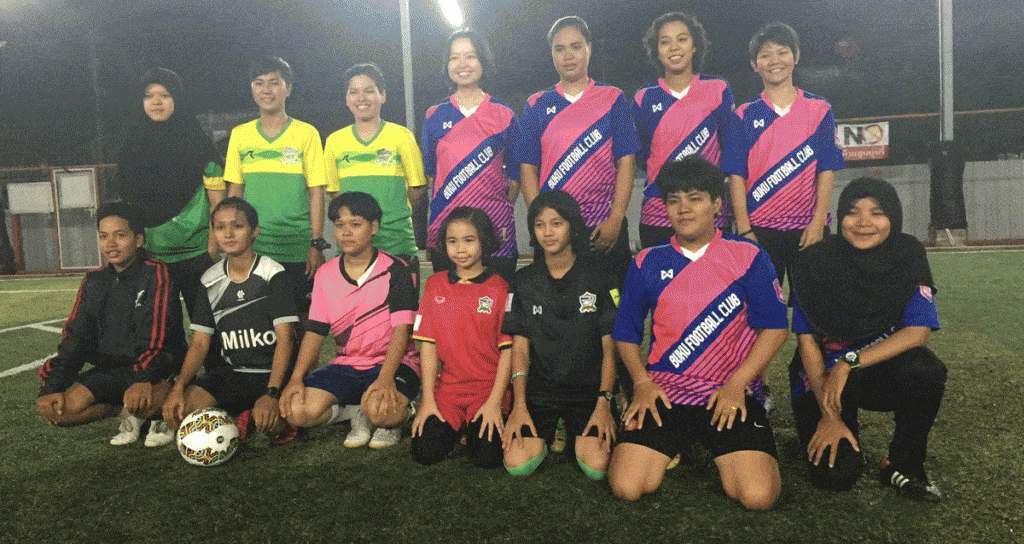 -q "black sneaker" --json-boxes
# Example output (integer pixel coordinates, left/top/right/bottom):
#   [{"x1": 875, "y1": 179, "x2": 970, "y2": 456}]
[{"x1": 878, "y1": 458, "x2": 942, "y2": 503}]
